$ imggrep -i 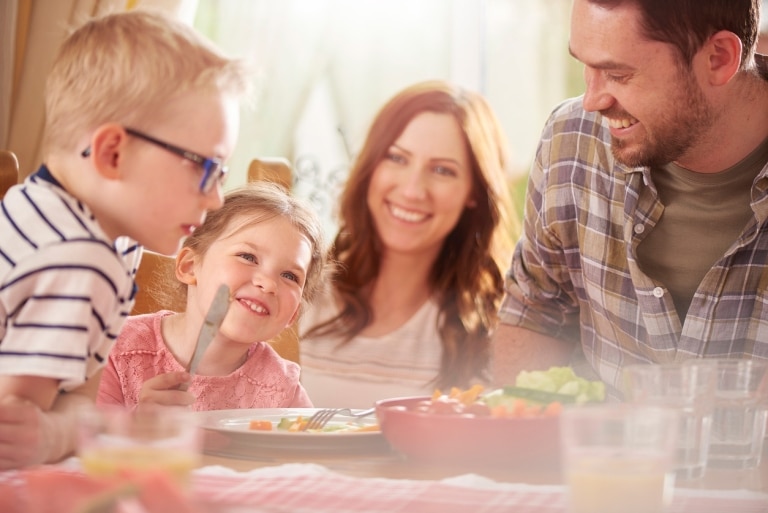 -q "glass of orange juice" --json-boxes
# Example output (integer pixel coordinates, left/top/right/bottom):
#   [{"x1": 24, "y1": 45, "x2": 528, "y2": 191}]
[
  {"x1": 77, "y1": 405, "x2": 201, "y2": 487},
  {"x1": 560, "y1": 404, "x2": 679, "y2": 513}
]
